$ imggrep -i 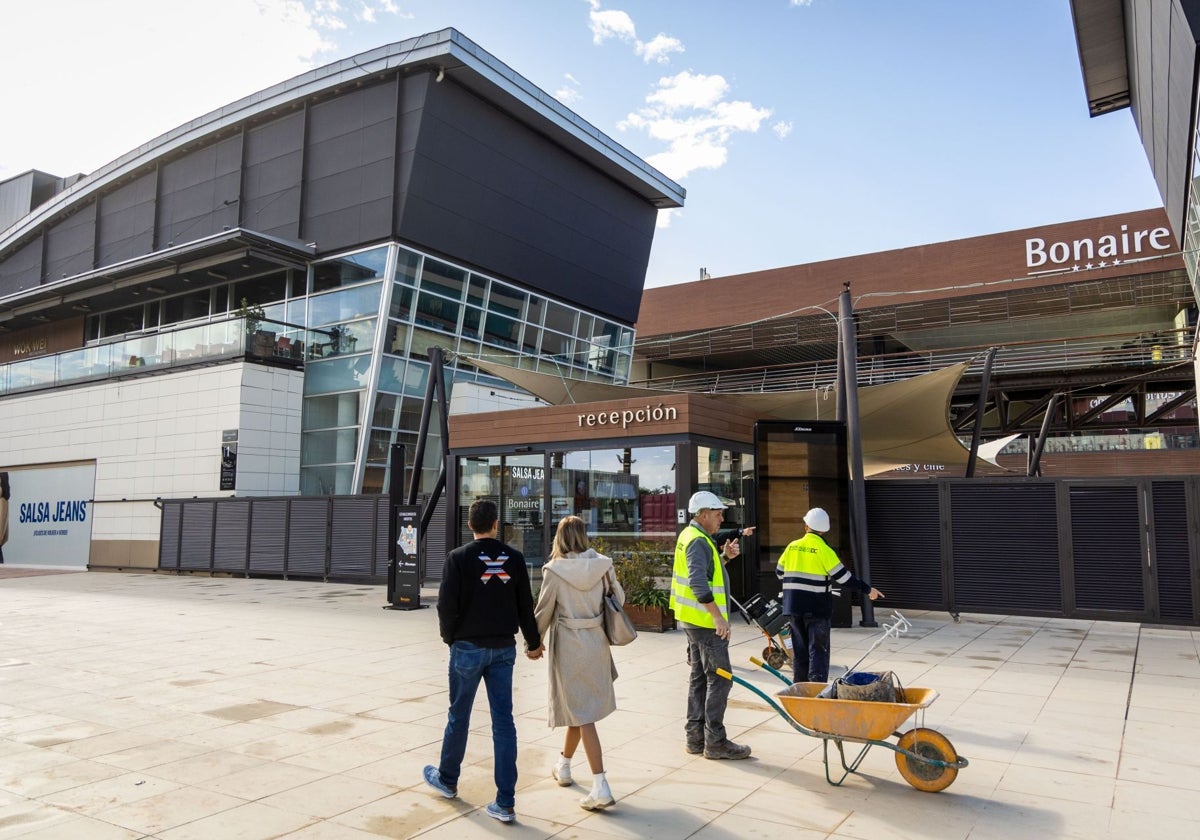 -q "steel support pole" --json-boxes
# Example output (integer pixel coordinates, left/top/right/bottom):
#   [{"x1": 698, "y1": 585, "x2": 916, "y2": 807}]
[
  {"x1": 965, "y1": 347, "x2": 998, "y2": 478},
  {"x1": 1027, "y1": 393, "x2": 1059, "y2": 477},
  {"x1": 839, "y1": 286, "x2": 876, "y2": 627}
]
